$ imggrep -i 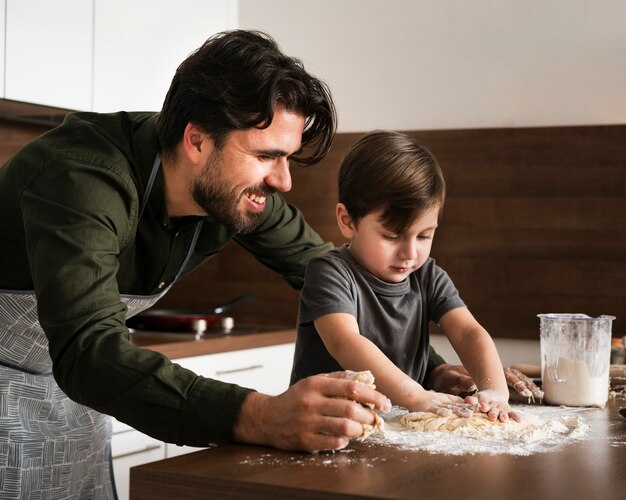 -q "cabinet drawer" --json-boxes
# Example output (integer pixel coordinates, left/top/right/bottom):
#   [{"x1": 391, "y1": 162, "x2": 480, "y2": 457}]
[
  {"x1": 174, "y1": 343, "x2": 295, "y2": 395},
  {"x1": 112, "y1": 429, "x2": 163, "y2": 460},
  {"x1": 112, "y1": 430, "x2": 165, "y2": 500}
]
